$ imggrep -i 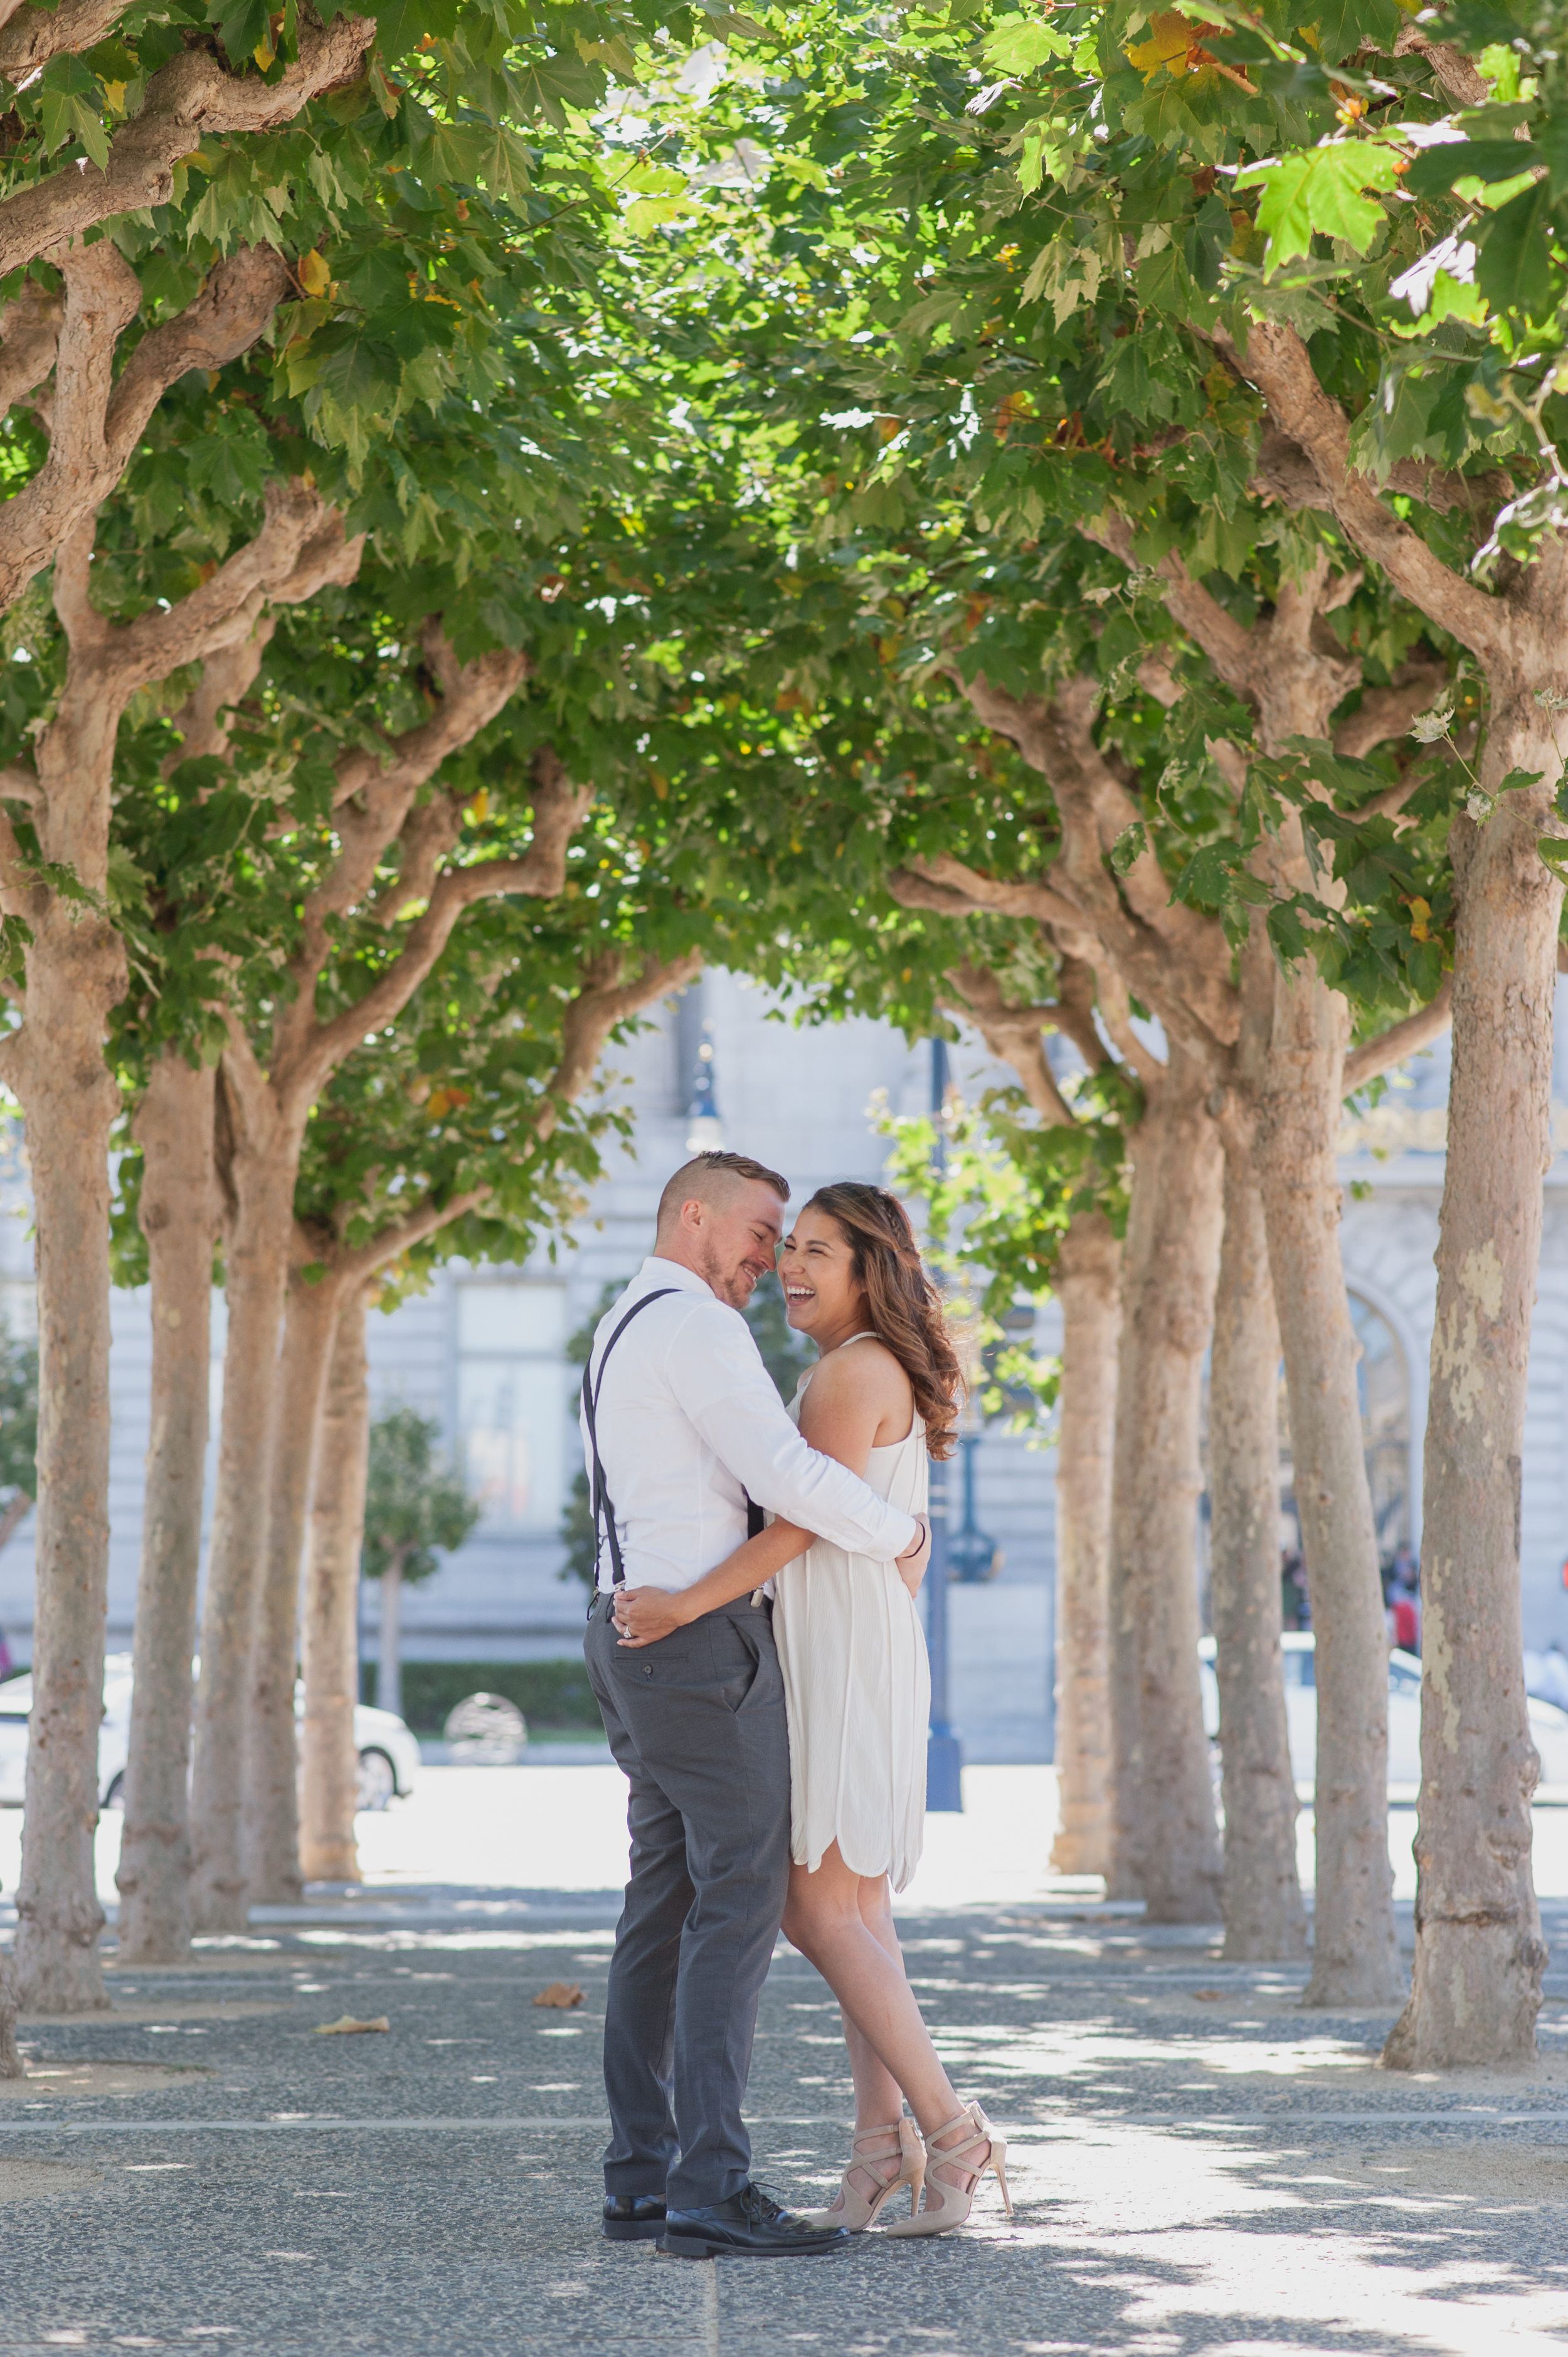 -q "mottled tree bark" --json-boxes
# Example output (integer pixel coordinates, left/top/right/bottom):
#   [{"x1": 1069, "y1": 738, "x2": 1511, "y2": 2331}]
[
  {"x1": 300, "y1": 1287, "x2": 371, "y2": 1884},
  {"x1": 1126, "y1": 1050, "x2": 1225, "y2": 1922},
  {"x1": 1050, "y1": 1209, "x2": 1121, "y2": 1878},
  {"x1": 1210, "y1": 1131, "x2": 1306, "y2": 1961},
  {"x1": 1106, "y1": 1104, "x2": 1158, "y2": 1903},
  {"x1": 7, "y1": 626, "x2": 127, "y2": 2011},
  {"x1": 115, "y1": 1048, "x2": 218, "y2": 1964},
  {"x1": 0, "y1": 1951, "x2": 19, "y2": 2075},
  {"x1": 1384, "y1": 721, "x2": 1561, "y2": 2068},
  {"x1": 188, "y1": 1135, "x2": 298, "y2": 1932},
  {"x1": 241, "y1": 1264, "x2": 343, "y2": 1905},
  {"x1": 2, "y1": 486, "x2": 349, "y2": 2003},
  {"x1": 189, "y1": 687, "x2": 569, "y2": 1924},
  {"x1": 1253, "y1": 960, "x2": 1402, "y2": 2006},
  {"x1": 1110, "y1": 1050, "x2": 1225, "y2": 1921},
  {"x1": 1226, "y1": 320, "x2": 1568, "y2": 2053},
  {"x1": 9, "y1": 926, "x2": 123, "y2": 2013}
]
